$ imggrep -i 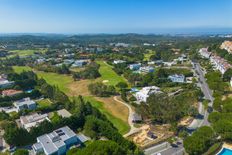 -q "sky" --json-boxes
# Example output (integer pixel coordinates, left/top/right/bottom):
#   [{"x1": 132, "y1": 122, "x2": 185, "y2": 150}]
[{"x1": 0, "y1": 0, "x2": 232, "y2": 34}]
